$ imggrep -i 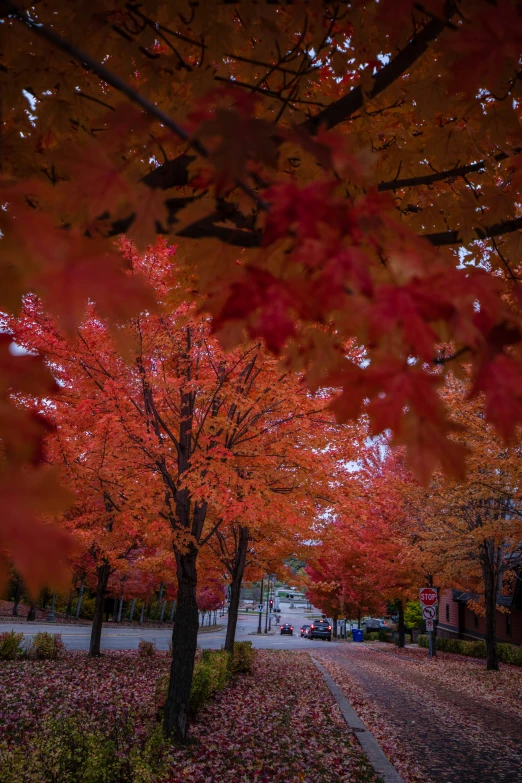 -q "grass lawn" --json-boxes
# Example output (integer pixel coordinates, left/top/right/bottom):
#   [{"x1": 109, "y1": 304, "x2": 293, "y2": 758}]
[{"x1": 0, "y1": 648, "x2": 381, "y2": 783}]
